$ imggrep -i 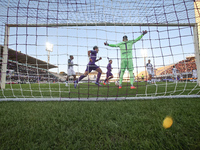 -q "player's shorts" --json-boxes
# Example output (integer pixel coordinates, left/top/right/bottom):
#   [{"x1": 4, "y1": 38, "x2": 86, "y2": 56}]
[
  {"x1": 68, "y1": 68, "x2": 76, "y2": 76},
  {"x1": 120, "y1": 58, "x2": 133, "y2": 71},
  {"x1": 106, "y1": 72, "x2": 113, "y2": 78},
  {"x1": 85, "y1": 64, "x2": 99, "y2": 73},
  {"x1": 151, "y1": 72, "x2": 155, "y2": 77},
  {"x1": 147, "y1": 69, "x2": 152, "y2": 75}
]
